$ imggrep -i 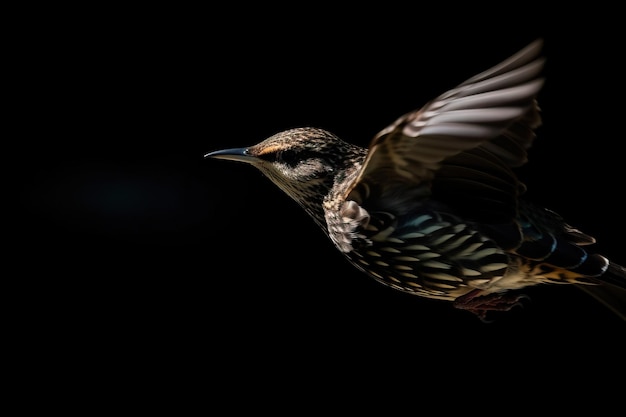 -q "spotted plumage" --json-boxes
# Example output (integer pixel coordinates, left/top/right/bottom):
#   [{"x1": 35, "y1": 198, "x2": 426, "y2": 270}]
[{"x1": 205, "y1": 39, "x2": 626, "y2": 321}]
